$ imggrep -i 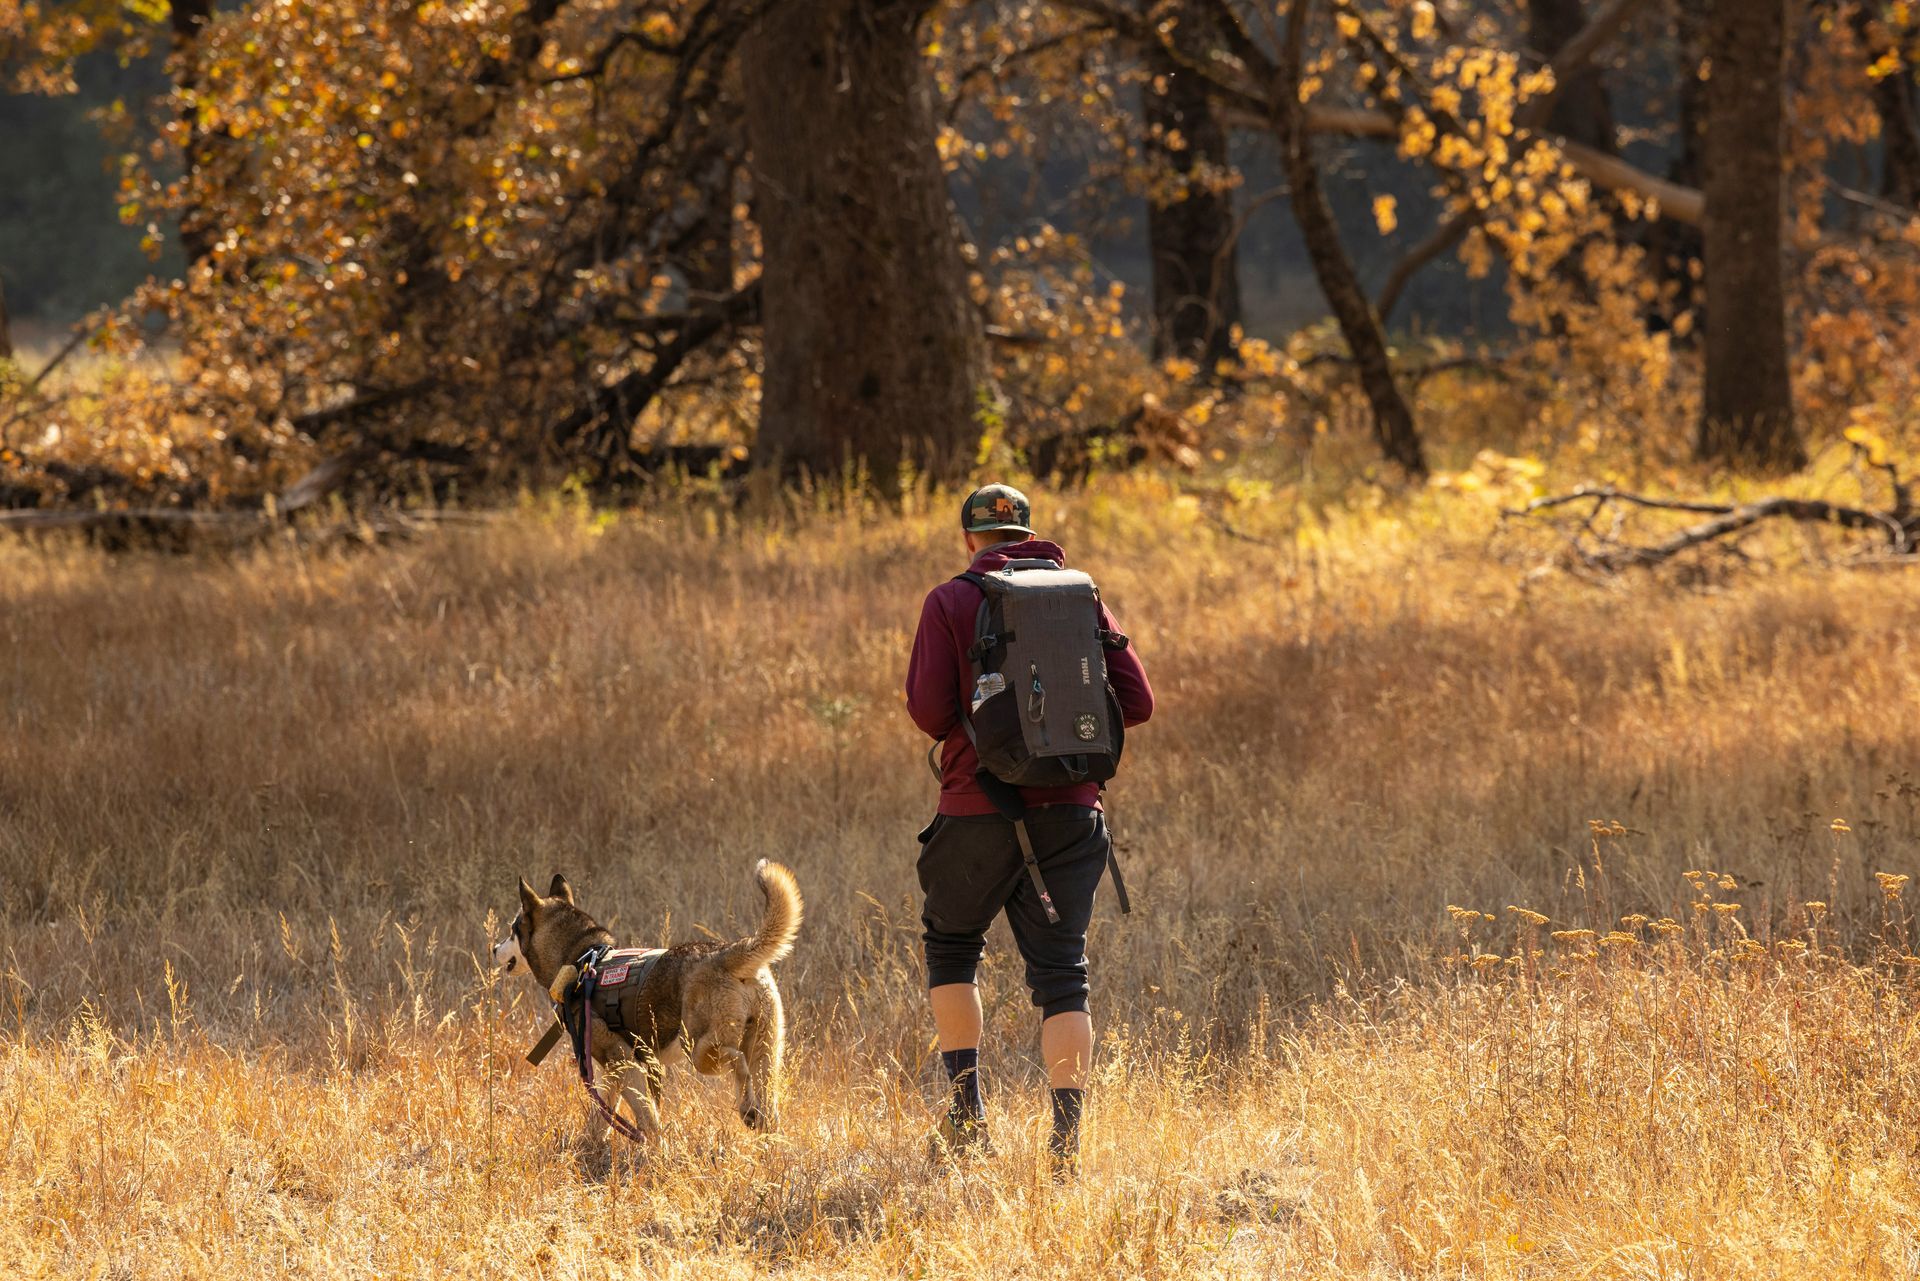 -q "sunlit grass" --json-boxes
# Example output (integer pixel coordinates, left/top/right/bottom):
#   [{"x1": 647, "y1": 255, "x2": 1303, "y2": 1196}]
[{"x1": 3, "y1": 483, "x2": 1918, "y2": 1276}]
